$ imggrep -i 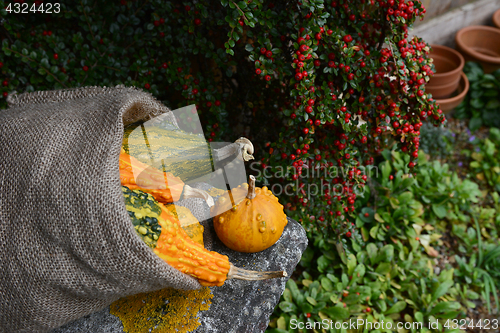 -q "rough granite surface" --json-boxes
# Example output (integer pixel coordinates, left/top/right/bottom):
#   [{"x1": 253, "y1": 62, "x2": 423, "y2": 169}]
[{"x1": 50, "y1": 218, "x2": 307, "y2": 333}]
